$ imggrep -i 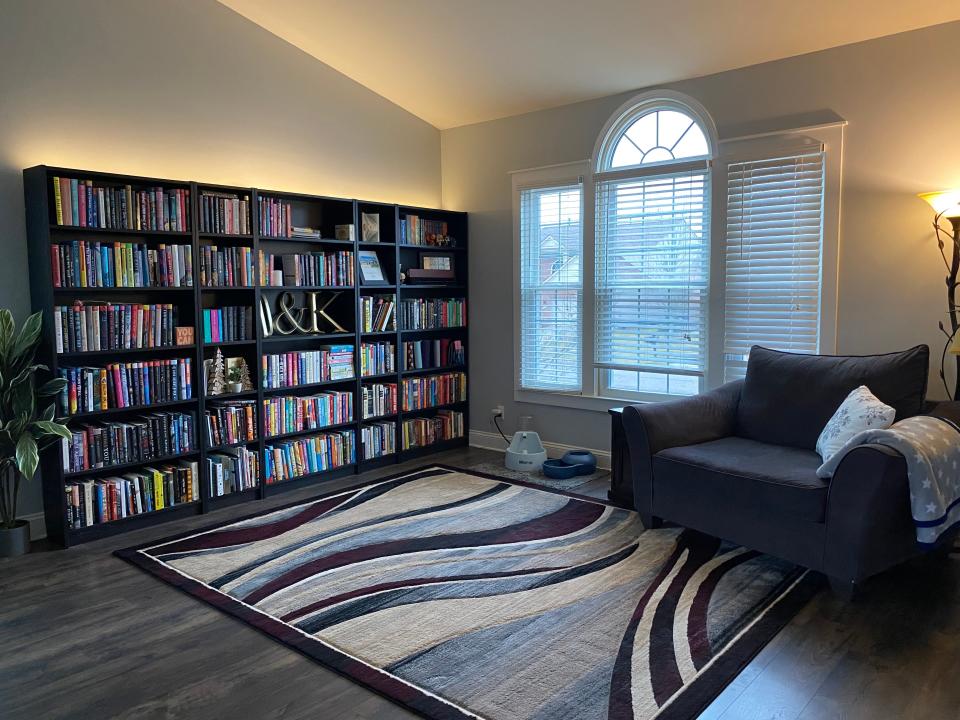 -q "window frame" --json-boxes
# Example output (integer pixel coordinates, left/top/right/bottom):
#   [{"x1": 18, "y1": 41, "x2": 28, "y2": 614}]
[
  {"x1": 511, "y1": 94, "x2": 844, "y2": 414},
  {"x1": 512, "y1": 161, "x2": 593, "y2": 404}
]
